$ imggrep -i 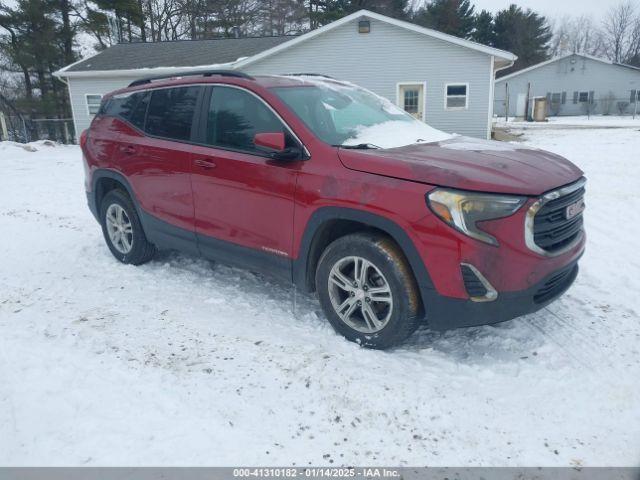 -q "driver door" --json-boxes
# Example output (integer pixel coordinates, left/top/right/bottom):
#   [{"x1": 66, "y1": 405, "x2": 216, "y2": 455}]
[{"x1": 189, "y1": 85, "x2": 301, "y2": 277}]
